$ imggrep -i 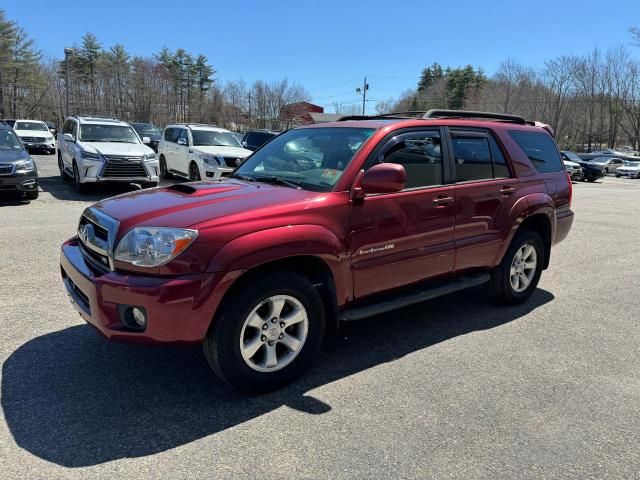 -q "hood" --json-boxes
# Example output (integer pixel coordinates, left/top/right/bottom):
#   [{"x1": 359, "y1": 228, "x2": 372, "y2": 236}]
[
  {"x1": 563, "y1": 160, "x2": 580, "y2": 167},
  {"x1": 14, "y1": 129, "x2": 53, "y2": 138},
  {"x1": 0, "y1": 148, "x2": 29, "y2": 163},
  {"x1": 191, "y1": 145, "x2": 252, "y2": 158},
  {"x1": 78, "y1": 141, "x2": 154, "y2": 156},
  {"x1": 92, "y1": 180, "x2": 321, "y2": 233}
]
